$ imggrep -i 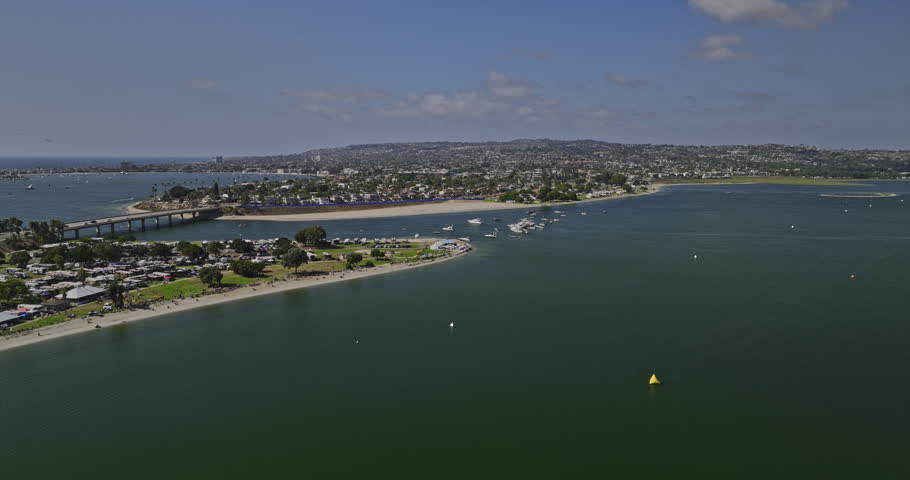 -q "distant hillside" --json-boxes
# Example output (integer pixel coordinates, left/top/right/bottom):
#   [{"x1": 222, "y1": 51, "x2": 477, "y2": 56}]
[{"x1": 226, "y1": 139, "x2": 910, "y2": 178}]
